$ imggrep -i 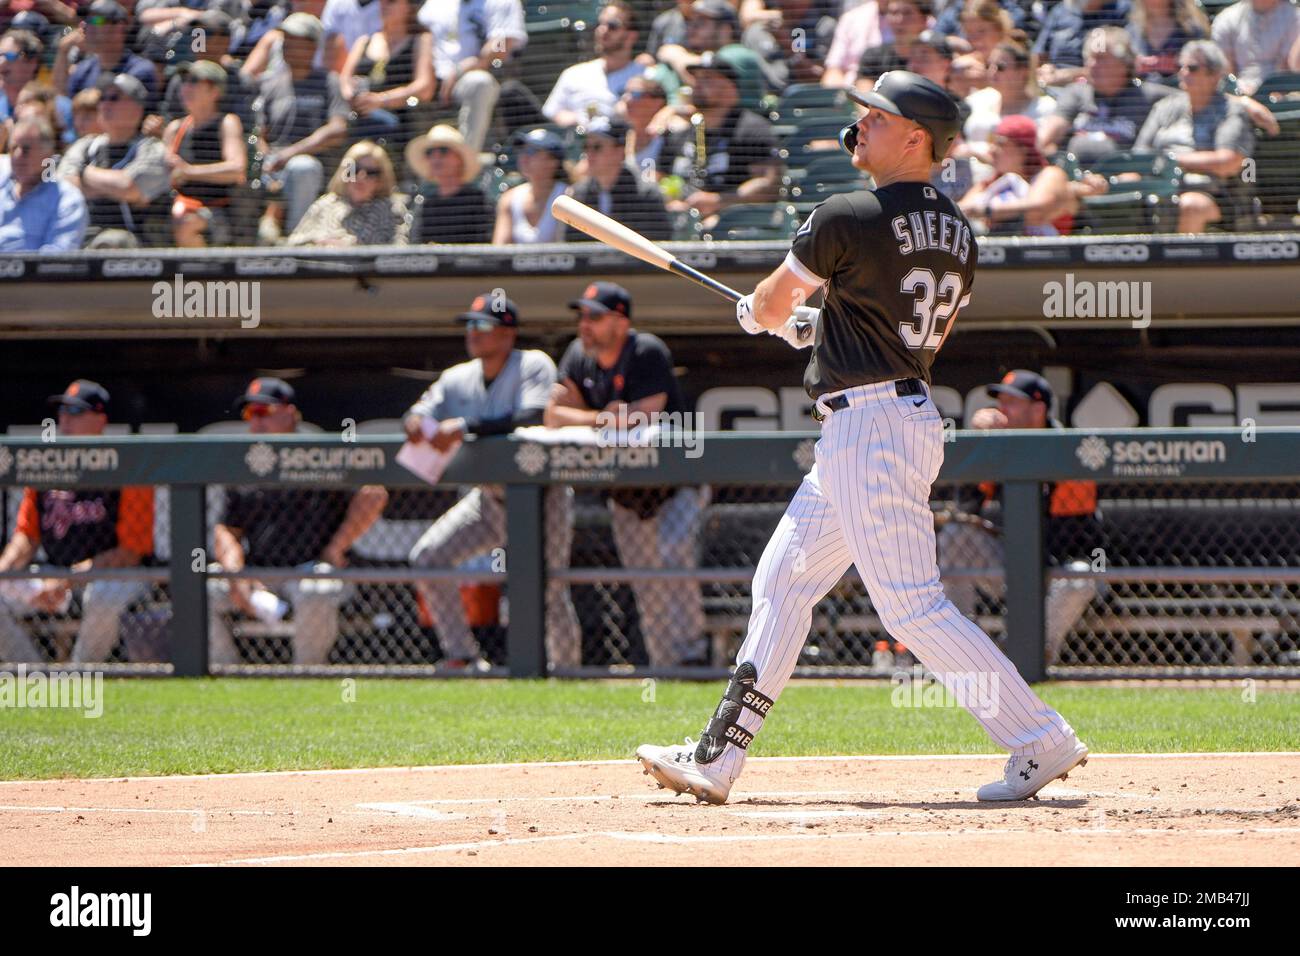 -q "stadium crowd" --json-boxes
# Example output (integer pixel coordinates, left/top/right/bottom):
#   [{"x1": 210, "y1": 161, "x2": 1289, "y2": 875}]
[{"x1": 1, "y1": 0, "x2": 1298, "y2": 250}]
